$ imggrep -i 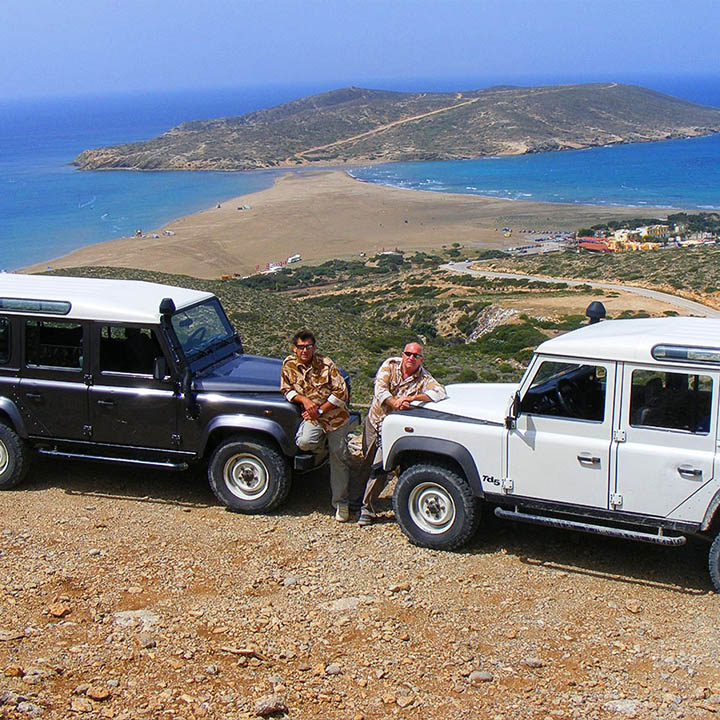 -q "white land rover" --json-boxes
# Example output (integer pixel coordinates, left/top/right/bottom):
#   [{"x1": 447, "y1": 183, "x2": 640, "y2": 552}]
[{"x1": 381, "y1": 315, "x2": 720, "y2": 592}]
